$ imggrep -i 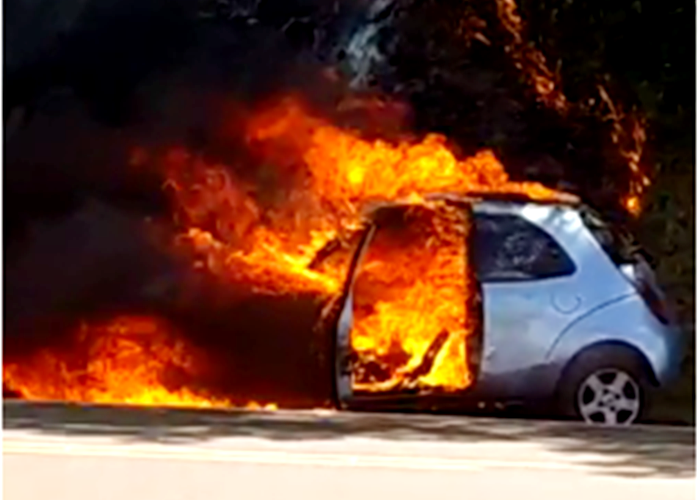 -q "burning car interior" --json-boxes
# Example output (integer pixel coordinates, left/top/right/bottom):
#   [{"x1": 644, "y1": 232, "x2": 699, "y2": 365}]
[{"x1": 4, "y1": 0, "x2": 685, "y2": 425}]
